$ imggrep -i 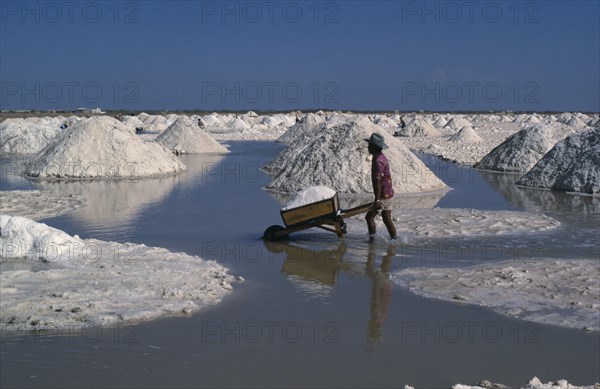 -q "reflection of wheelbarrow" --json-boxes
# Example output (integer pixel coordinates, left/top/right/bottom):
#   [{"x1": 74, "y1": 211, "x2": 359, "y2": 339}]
[{"x1": 263, "y1": 192, "x2": 375, "y2": 240}]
